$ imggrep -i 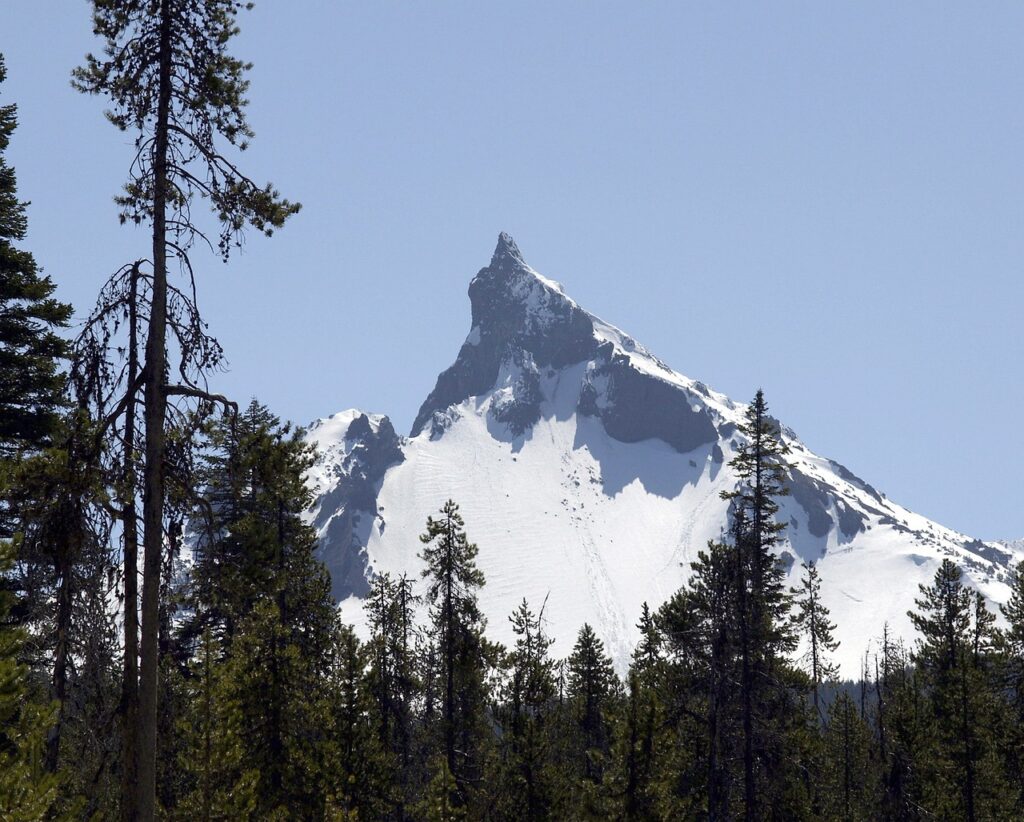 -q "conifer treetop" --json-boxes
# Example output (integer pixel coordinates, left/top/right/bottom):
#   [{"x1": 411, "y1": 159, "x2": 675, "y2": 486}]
[
  {"x1": 0, "y1": 52, "x2": 72, "y2": 462},
  {"x1": 72, "y1": 0, "x2": 300, "y2": 260}
]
